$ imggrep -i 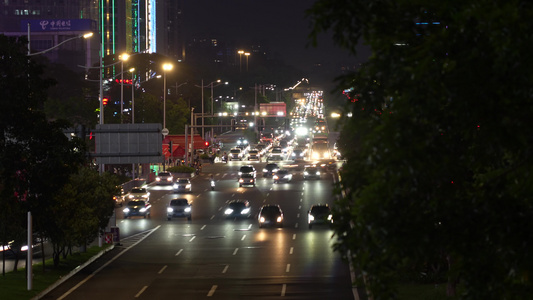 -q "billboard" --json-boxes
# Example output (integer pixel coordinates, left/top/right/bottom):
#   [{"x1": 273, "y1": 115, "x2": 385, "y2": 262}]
[
  {"x1": 259, "y1": 102, "x2": 286, "y2": 117},
  {"x1": 22, "y1": 19, "x2": 96, "y2": 32}
]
